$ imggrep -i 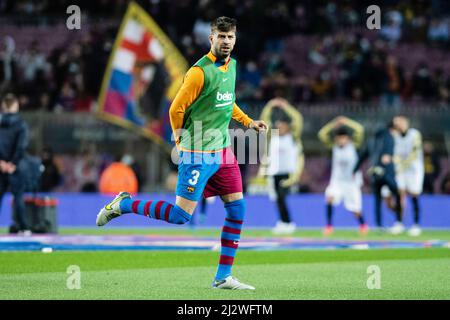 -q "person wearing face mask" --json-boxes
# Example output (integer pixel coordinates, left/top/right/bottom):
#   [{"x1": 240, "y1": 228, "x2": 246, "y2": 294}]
[{"x1": 318, "y1": 116, "x2": 368, "y2": 236}]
